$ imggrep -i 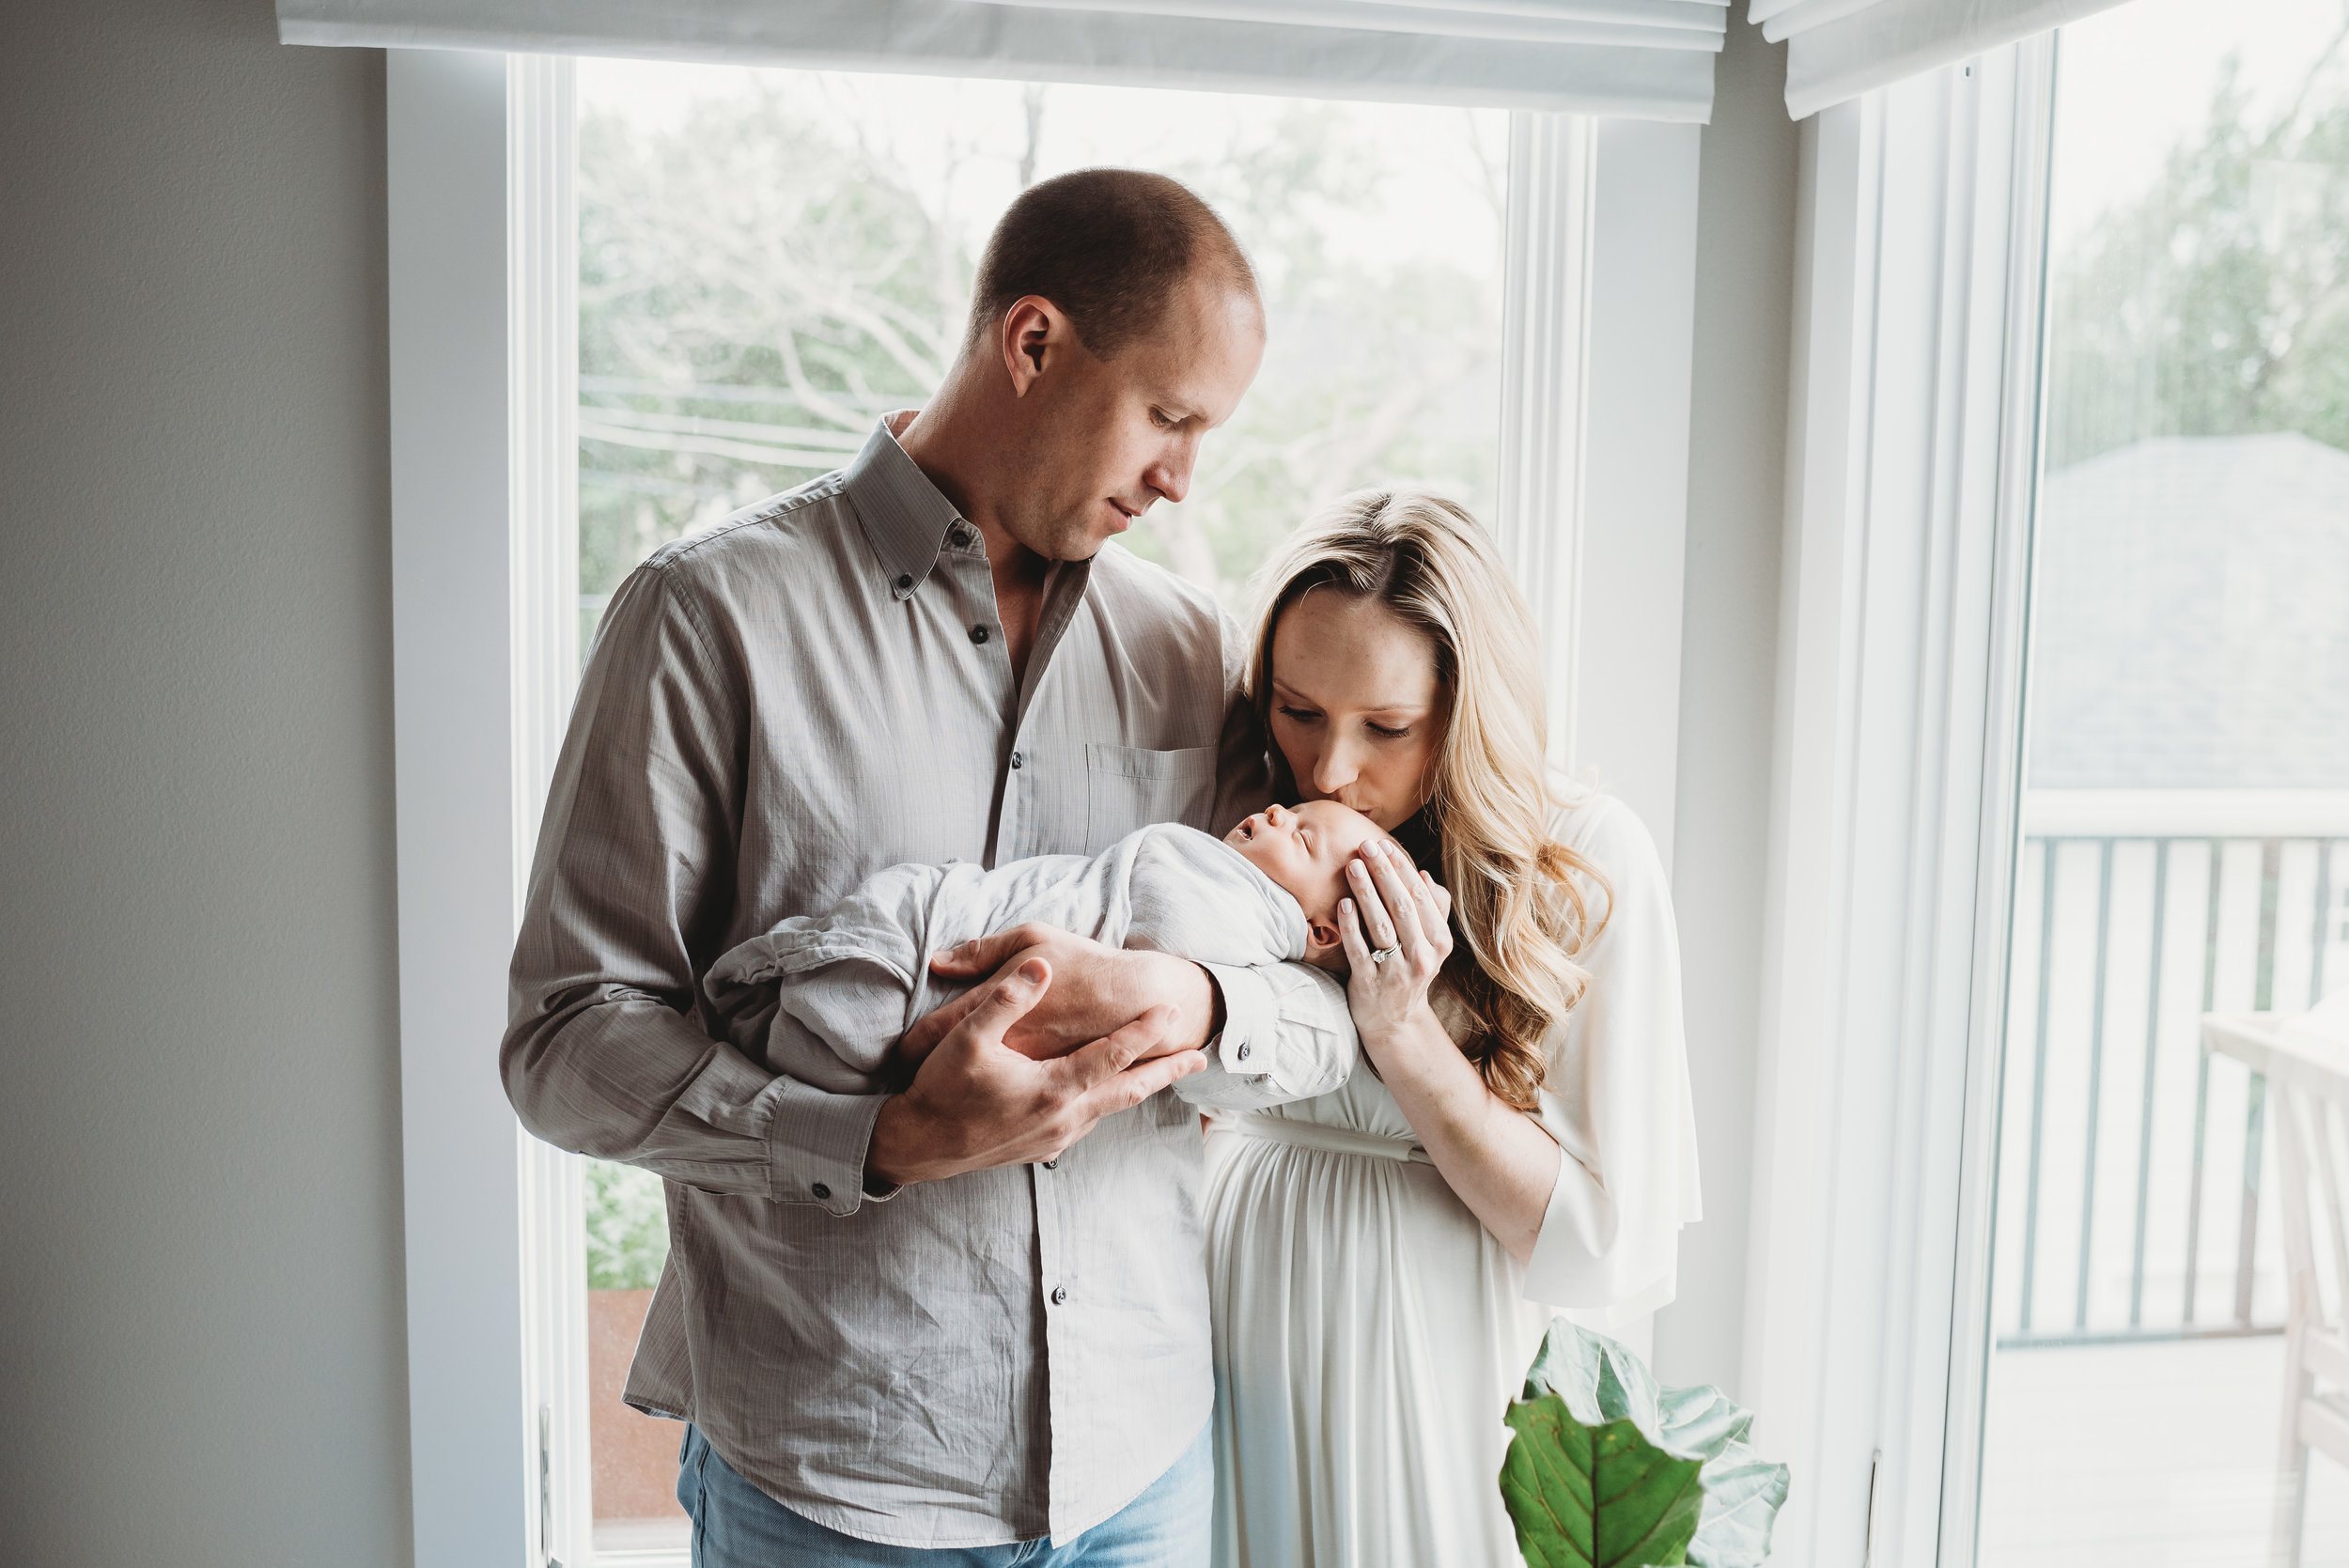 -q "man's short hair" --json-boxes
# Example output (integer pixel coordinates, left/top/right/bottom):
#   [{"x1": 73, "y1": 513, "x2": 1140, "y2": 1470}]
[{"x1": 966, "y1": 168, "x2": 1258, "y2": 361}]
